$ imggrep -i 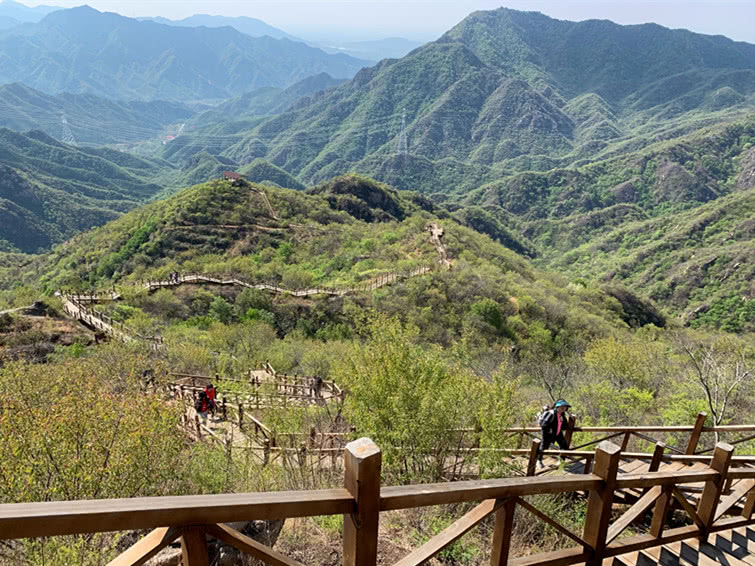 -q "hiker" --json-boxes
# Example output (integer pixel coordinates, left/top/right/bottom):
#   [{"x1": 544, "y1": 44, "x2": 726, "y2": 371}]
[
  {"x1": 195, "y1": 391, "x2": 210, "y2": 425},
  {"x1": 204, "y1": 383, "x2": 217, "y2": 417},
  {"x1": 313, "y1": 375, "x2": 324, "y2": 399},
  {"x1": 537, "y1": 399, "x2": 571, "y2": 469}
]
